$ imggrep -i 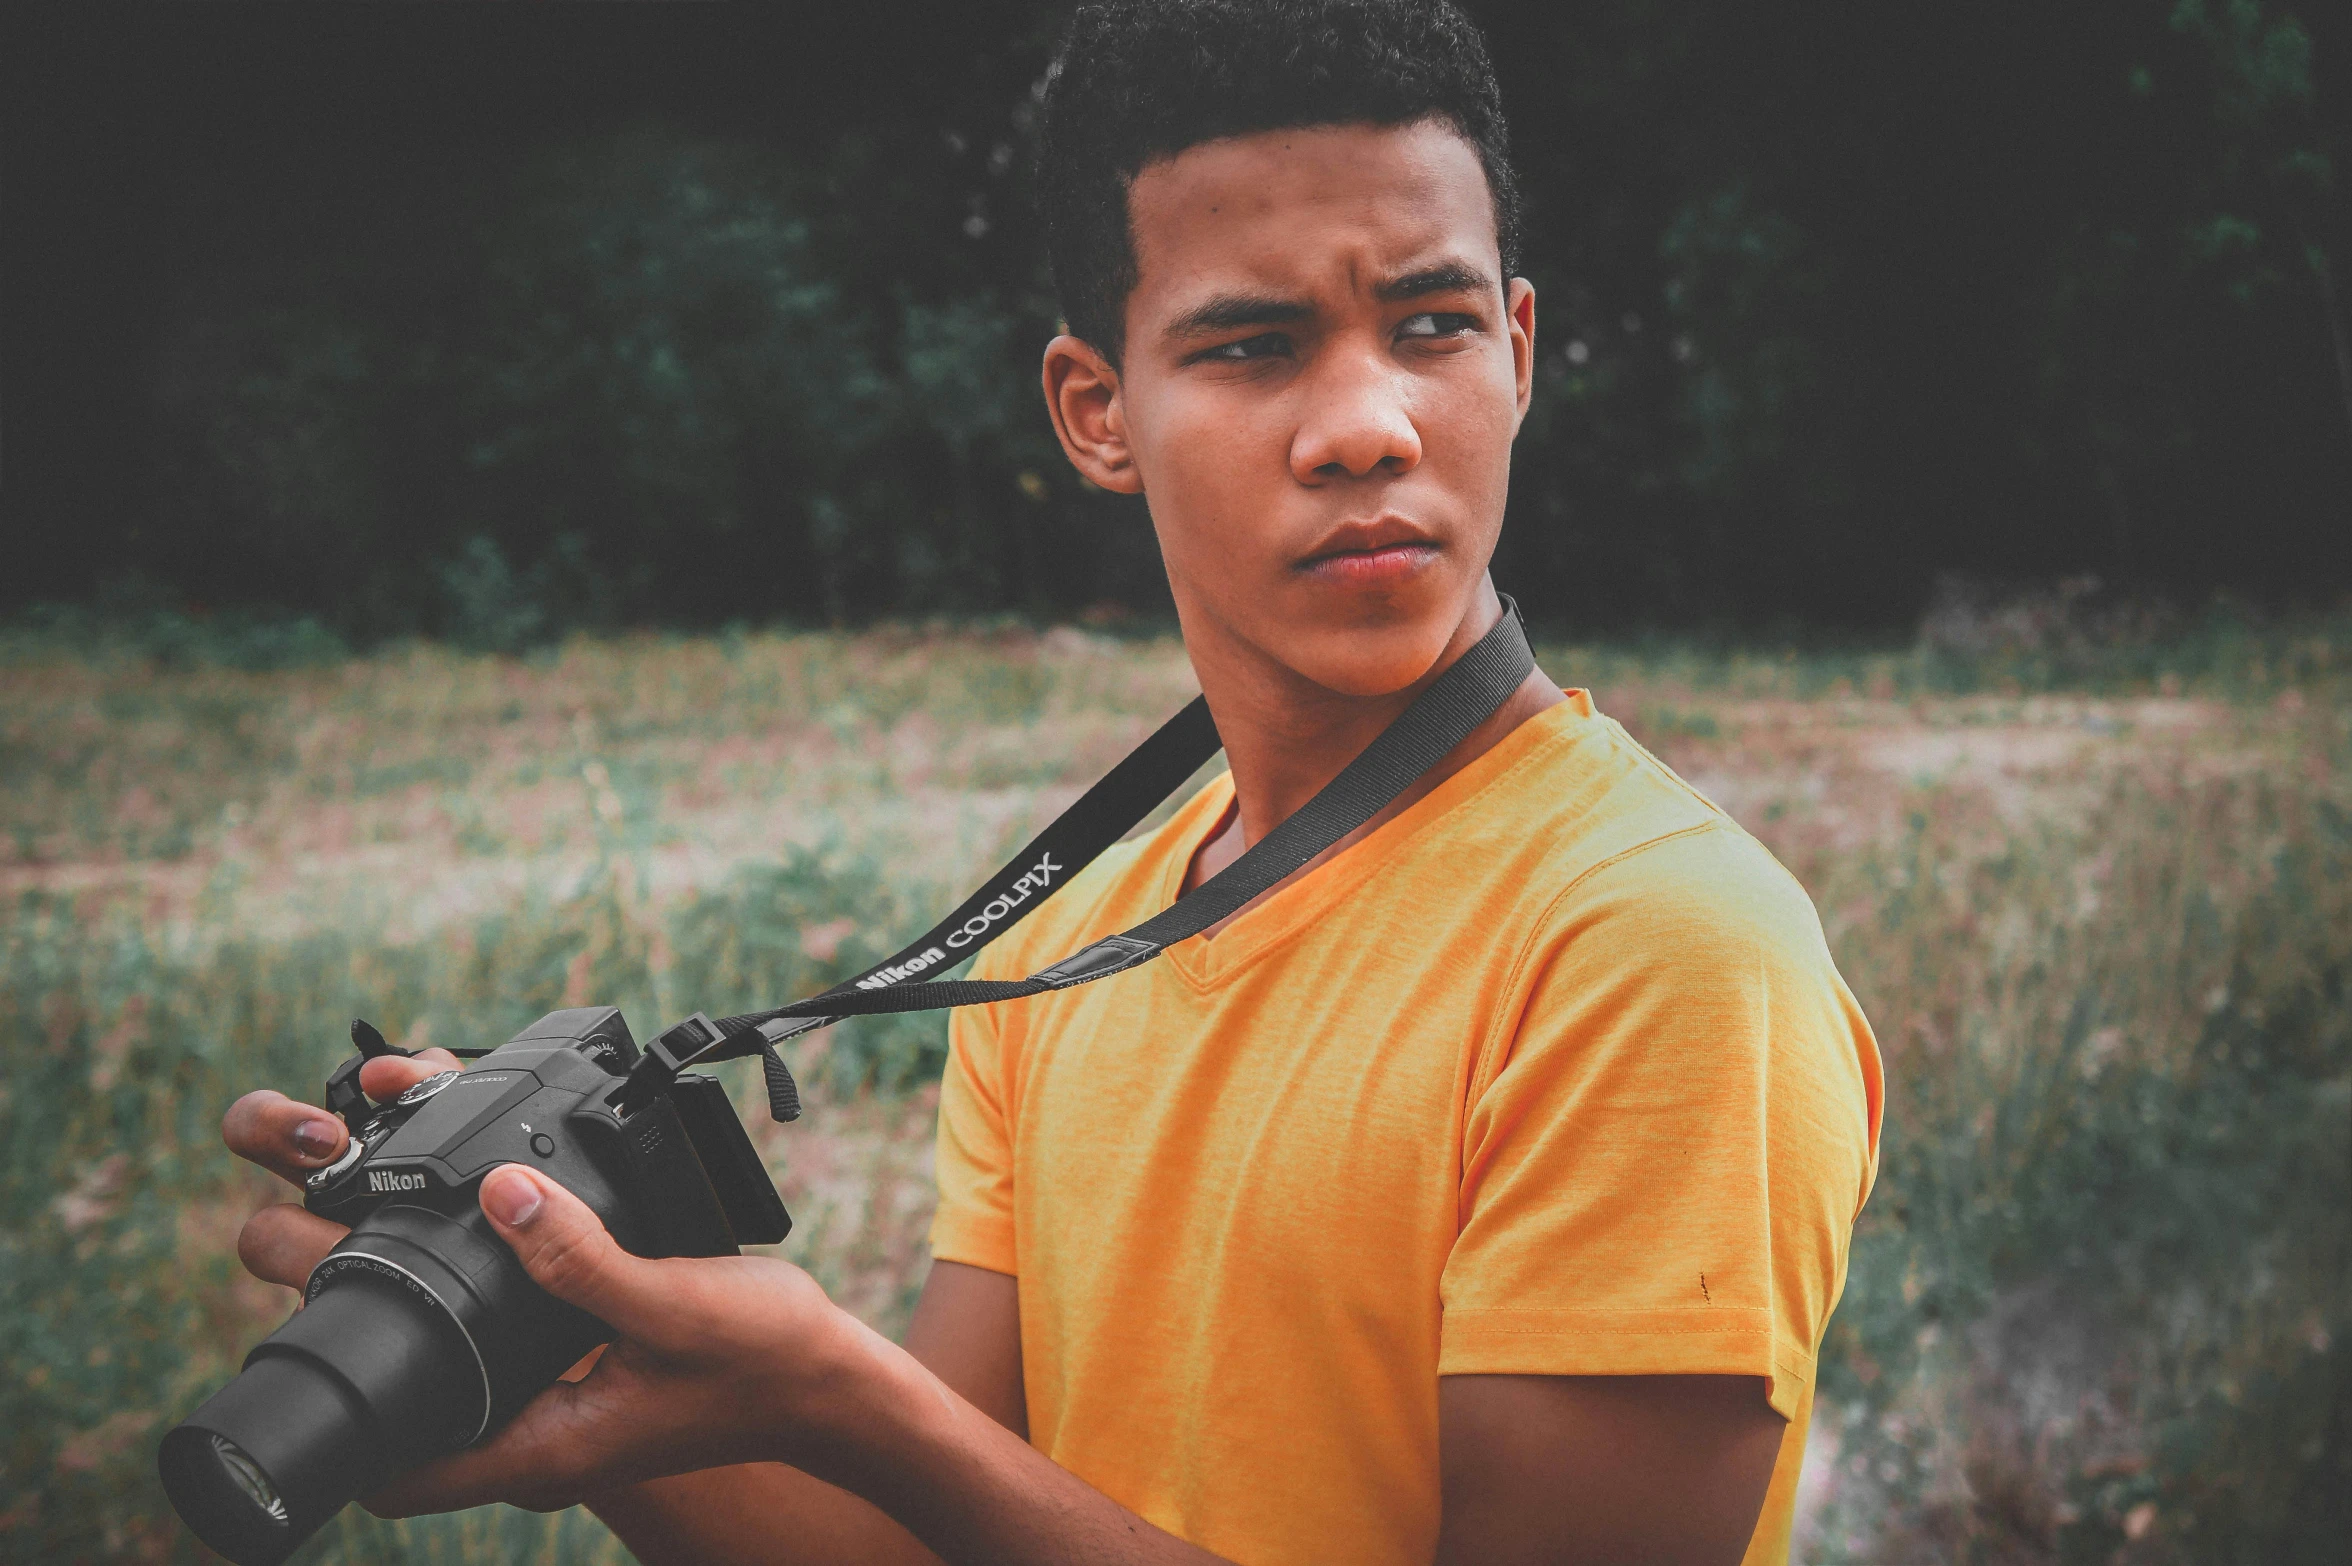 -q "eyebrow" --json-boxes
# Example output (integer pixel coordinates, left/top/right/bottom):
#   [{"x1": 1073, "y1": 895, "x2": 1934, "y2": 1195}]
[
  {"x1": 1165, "y1": 293, "x2": 1313, "y2": 339},
  {"x1": 1164, "y1": 261, "x2": 1500, "y2": 341},
  {"x1": 1375, "y1": 262, "x2": 1496, "y2": 301}
]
